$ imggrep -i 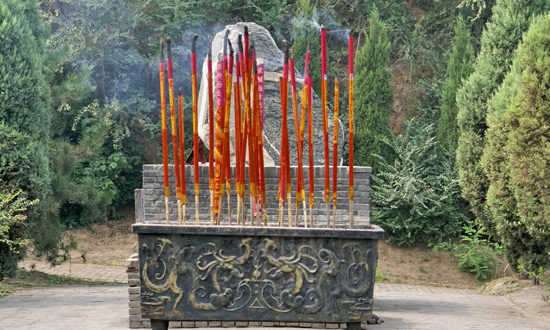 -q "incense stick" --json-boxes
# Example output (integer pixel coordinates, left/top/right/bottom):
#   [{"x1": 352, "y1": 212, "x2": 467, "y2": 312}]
[
  {"x1": 191, "y1": 34, "x2": 200, "y2": 224},
  {"x1": 159, "y1": 39, "x2": 170, "y2": 224},
  {"x1": 178, "y1": 88, "x2": 186, "y2": 224},
  {"x1": 166, "y1": 38, "x2": 182, "y2": 224},
  {"x1": 207, "y1": 35, "x2": 215, "y2": 226},
  {"x1": 320, "y1": 27, "x2": 330, "y2": 227},
  {"x1": 348, "y1": 30, "x2": 355, "y2": 229},
  {"x1": 332, "y1": 78, "x2": 340, "y2": 229}
]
